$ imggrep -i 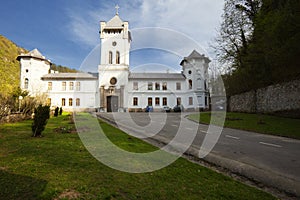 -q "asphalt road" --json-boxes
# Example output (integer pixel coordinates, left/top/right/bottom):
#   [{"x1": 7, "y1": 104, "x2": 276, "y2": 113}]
[{"x1": 97, "y1": 112, "x2": 300, "y2": 198}]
